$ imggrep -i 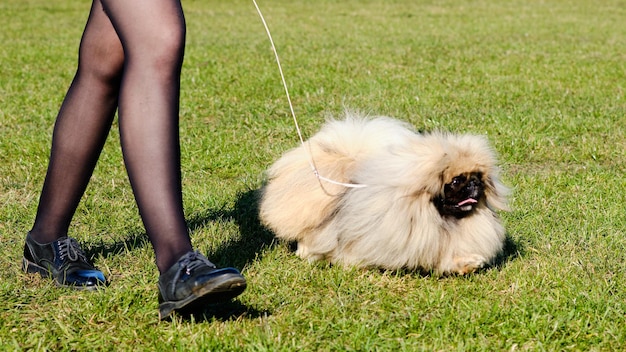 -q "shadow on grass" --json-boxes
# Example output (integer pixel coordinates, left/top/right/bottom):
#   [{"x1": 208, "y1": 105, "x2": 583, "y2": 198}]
[
  {"x1": 171, "y1": 300, "x2": 269, "y2": 323},
  {"x1": 492, "y1": 234, "x2": 523, "y2": 271},
  {"x1": 86, "y1": 231, "x2": 152, "y2": 261},
  {"x1": 185, "y1": 188, "x2": 277, "y2": 270}
]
